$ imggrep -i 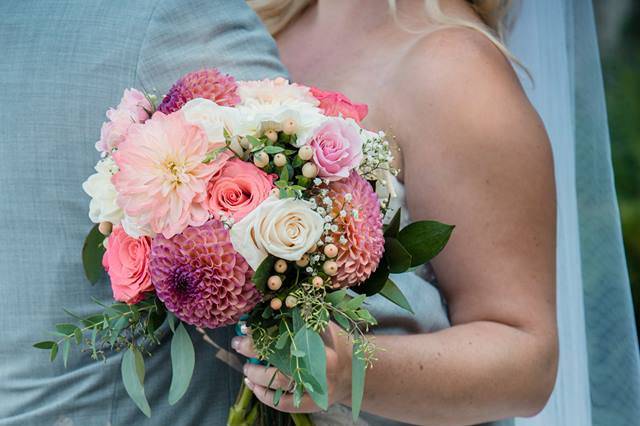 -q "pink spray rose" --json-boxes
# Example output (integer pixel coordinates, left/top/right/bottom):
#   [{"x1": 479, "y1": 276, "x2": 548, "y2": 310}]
[
  {"x1": 95, "y1": 89, "x2": 152, "y2": 153},
  {"x1": 206, "y1": 158, "x2": 275, "y2": 222},
  {"x1": 310, "y1": 87, "x2": 368, "y2": 123},
  {"x1": 102, "y1": 226, "x2": 153, "y2": 304},
  {"x1": 309, "y1": 118, "x2": 363, "y2": 181}
]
